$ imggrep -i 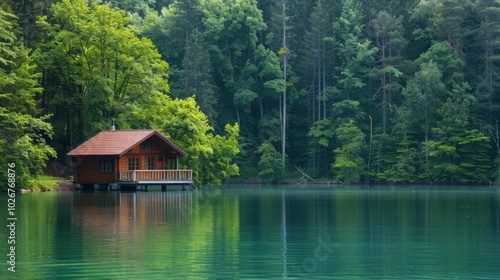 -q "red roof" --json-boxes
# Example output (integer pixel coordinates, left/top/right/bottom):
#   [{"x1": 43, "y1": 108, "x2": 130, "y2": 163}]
[{"x1": 66, "y1": 130, "x2": 187, "y2": 157}]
